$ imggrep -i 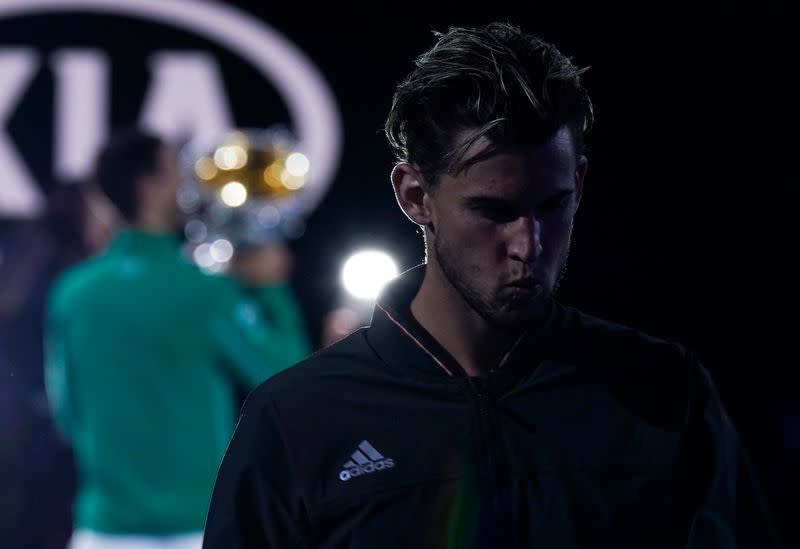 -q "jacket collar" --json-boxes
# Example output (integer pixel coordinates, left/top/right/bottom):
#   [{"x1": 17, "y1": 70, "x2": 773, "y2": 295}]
[
  {"x1": 366, "y1": 265, "x2": 561, "y2": 387},
  {"x1": 108, "y1": 229, "x2": 180, "y2": 257}
]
